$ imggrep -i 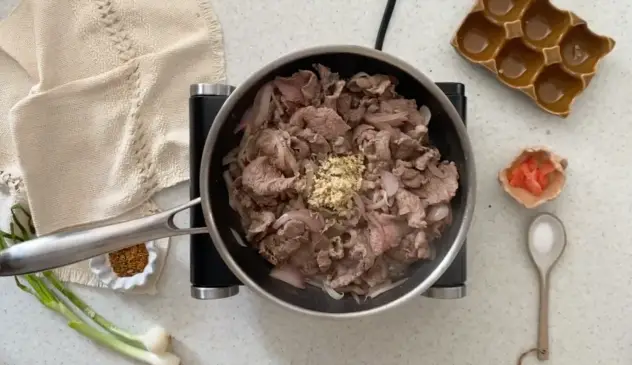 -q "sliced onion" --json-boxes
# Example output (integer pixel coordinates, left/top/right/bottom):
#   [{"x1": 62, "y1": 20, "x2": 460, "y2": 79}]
[
  {"x1": 427, "y1": 203, "x2": 450, "y2": 222},
  {"x1": 230, "y1": 228, "x2": 248, "y2": 247},
  {"x1": 305, "y1": 163, "x2": 315, "y2": 193},
  {"x1": 270, "y1": 266, "x2": 305, "y2": 289},
  {"x1": 419, "y1": 105, "x2": 431, "y2": 125},
  {"x1": 222, "y1": 171, "x2": 234, "y2": 190},
  {"x1": 370, "y1": 123, "x2": 396, "y2": 133},
  {"x1": 365, "y1": 111, "x2": 408, "y2": 126},
  {"x1": 366, "y1": 190, "x2": 388, "y2": 210},
  {"x1": 367, "y1": 278, "x2": 407, "y2": 299},
  {"x1": 234, "y1": 108, "x2": 253, "y2": 134},
  {"x1": 222, "y1": 155, "x2": 237, "y2": 166},
  {"x1": 305, "y1": 278, "x2": 324, "y2": 289},
  {"x1": 272, "y1": 209, "x2": 325, "y2": 232},
  {"x1": 353, "y1": 193, "x2": 366, "y2": 217},
  {"x1": 323, "y1": 285, "x2": 344, "y2": 300},
  {"x1": 351, "y1": 292, "x2": 362, "y2": 304},
  {"x1": 381, "y1": 171, "x2": 400, "y2": 197}
]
